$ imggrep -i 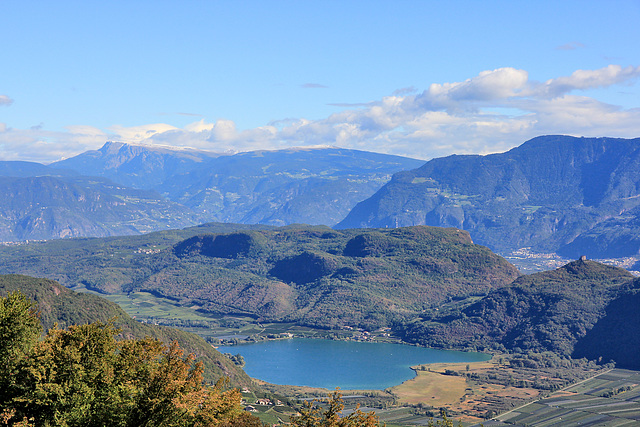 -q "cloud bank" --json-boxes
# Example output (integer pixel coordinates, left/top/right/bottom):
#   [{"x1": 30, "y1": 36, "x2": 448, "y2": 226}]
[{"x1": 1, "y1": 65, "x2": 639, "y2": 162}]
